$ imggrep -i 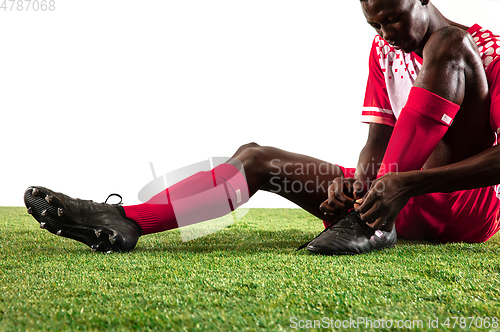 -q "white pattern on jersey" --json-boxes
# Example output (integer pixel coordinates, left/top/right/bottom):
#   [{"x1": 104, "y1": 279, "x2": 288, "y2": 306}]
[
  {"x1": 362, "y1": 25, "x2": 500, "y2": 128},
  {"x1": 374, "y1": 35, "x2": 422, "y2": 120}
]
